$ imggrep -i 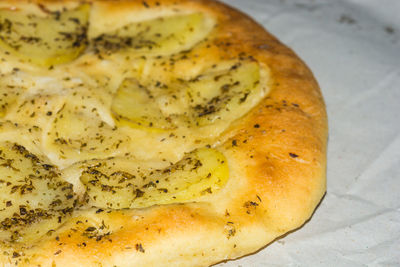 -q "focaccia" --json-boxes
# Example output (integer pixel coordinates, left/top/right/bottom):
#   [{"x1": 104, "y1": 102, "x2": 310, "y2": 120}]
[{"x1": 0, "y1": 0, "x2": 327, "y2": 266}]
